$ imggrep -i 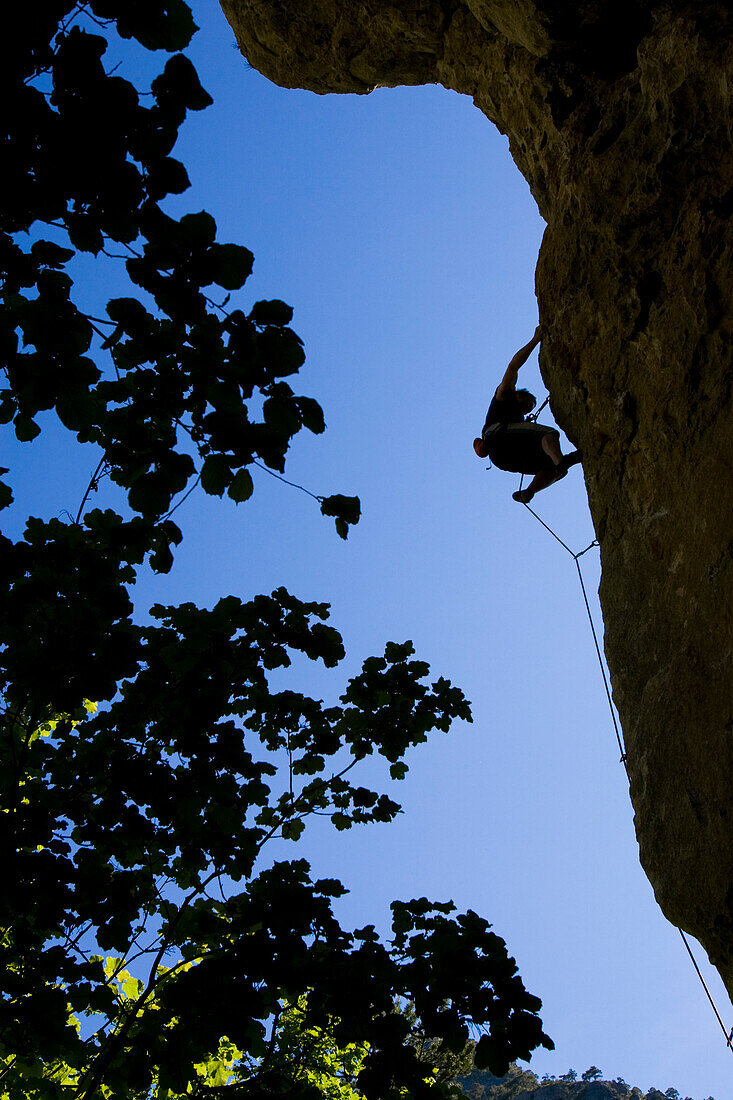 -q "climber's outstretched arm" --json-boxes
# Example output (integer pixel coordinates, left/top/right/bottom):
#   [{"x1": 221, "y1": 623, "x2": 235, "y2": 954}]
[{"x1": 495, "y1": 325, "x2": 543, "y2": 399}]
